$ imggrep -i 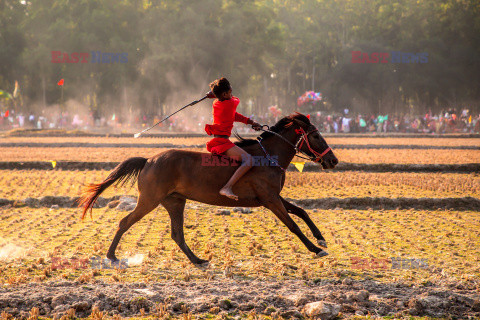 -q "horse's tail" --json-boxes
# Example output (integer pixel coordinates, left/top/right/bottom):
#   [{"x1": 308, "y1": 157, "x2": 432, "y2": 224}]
[{"x1": 78, "y1": 157, "x2": 148, "y2": 219}]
